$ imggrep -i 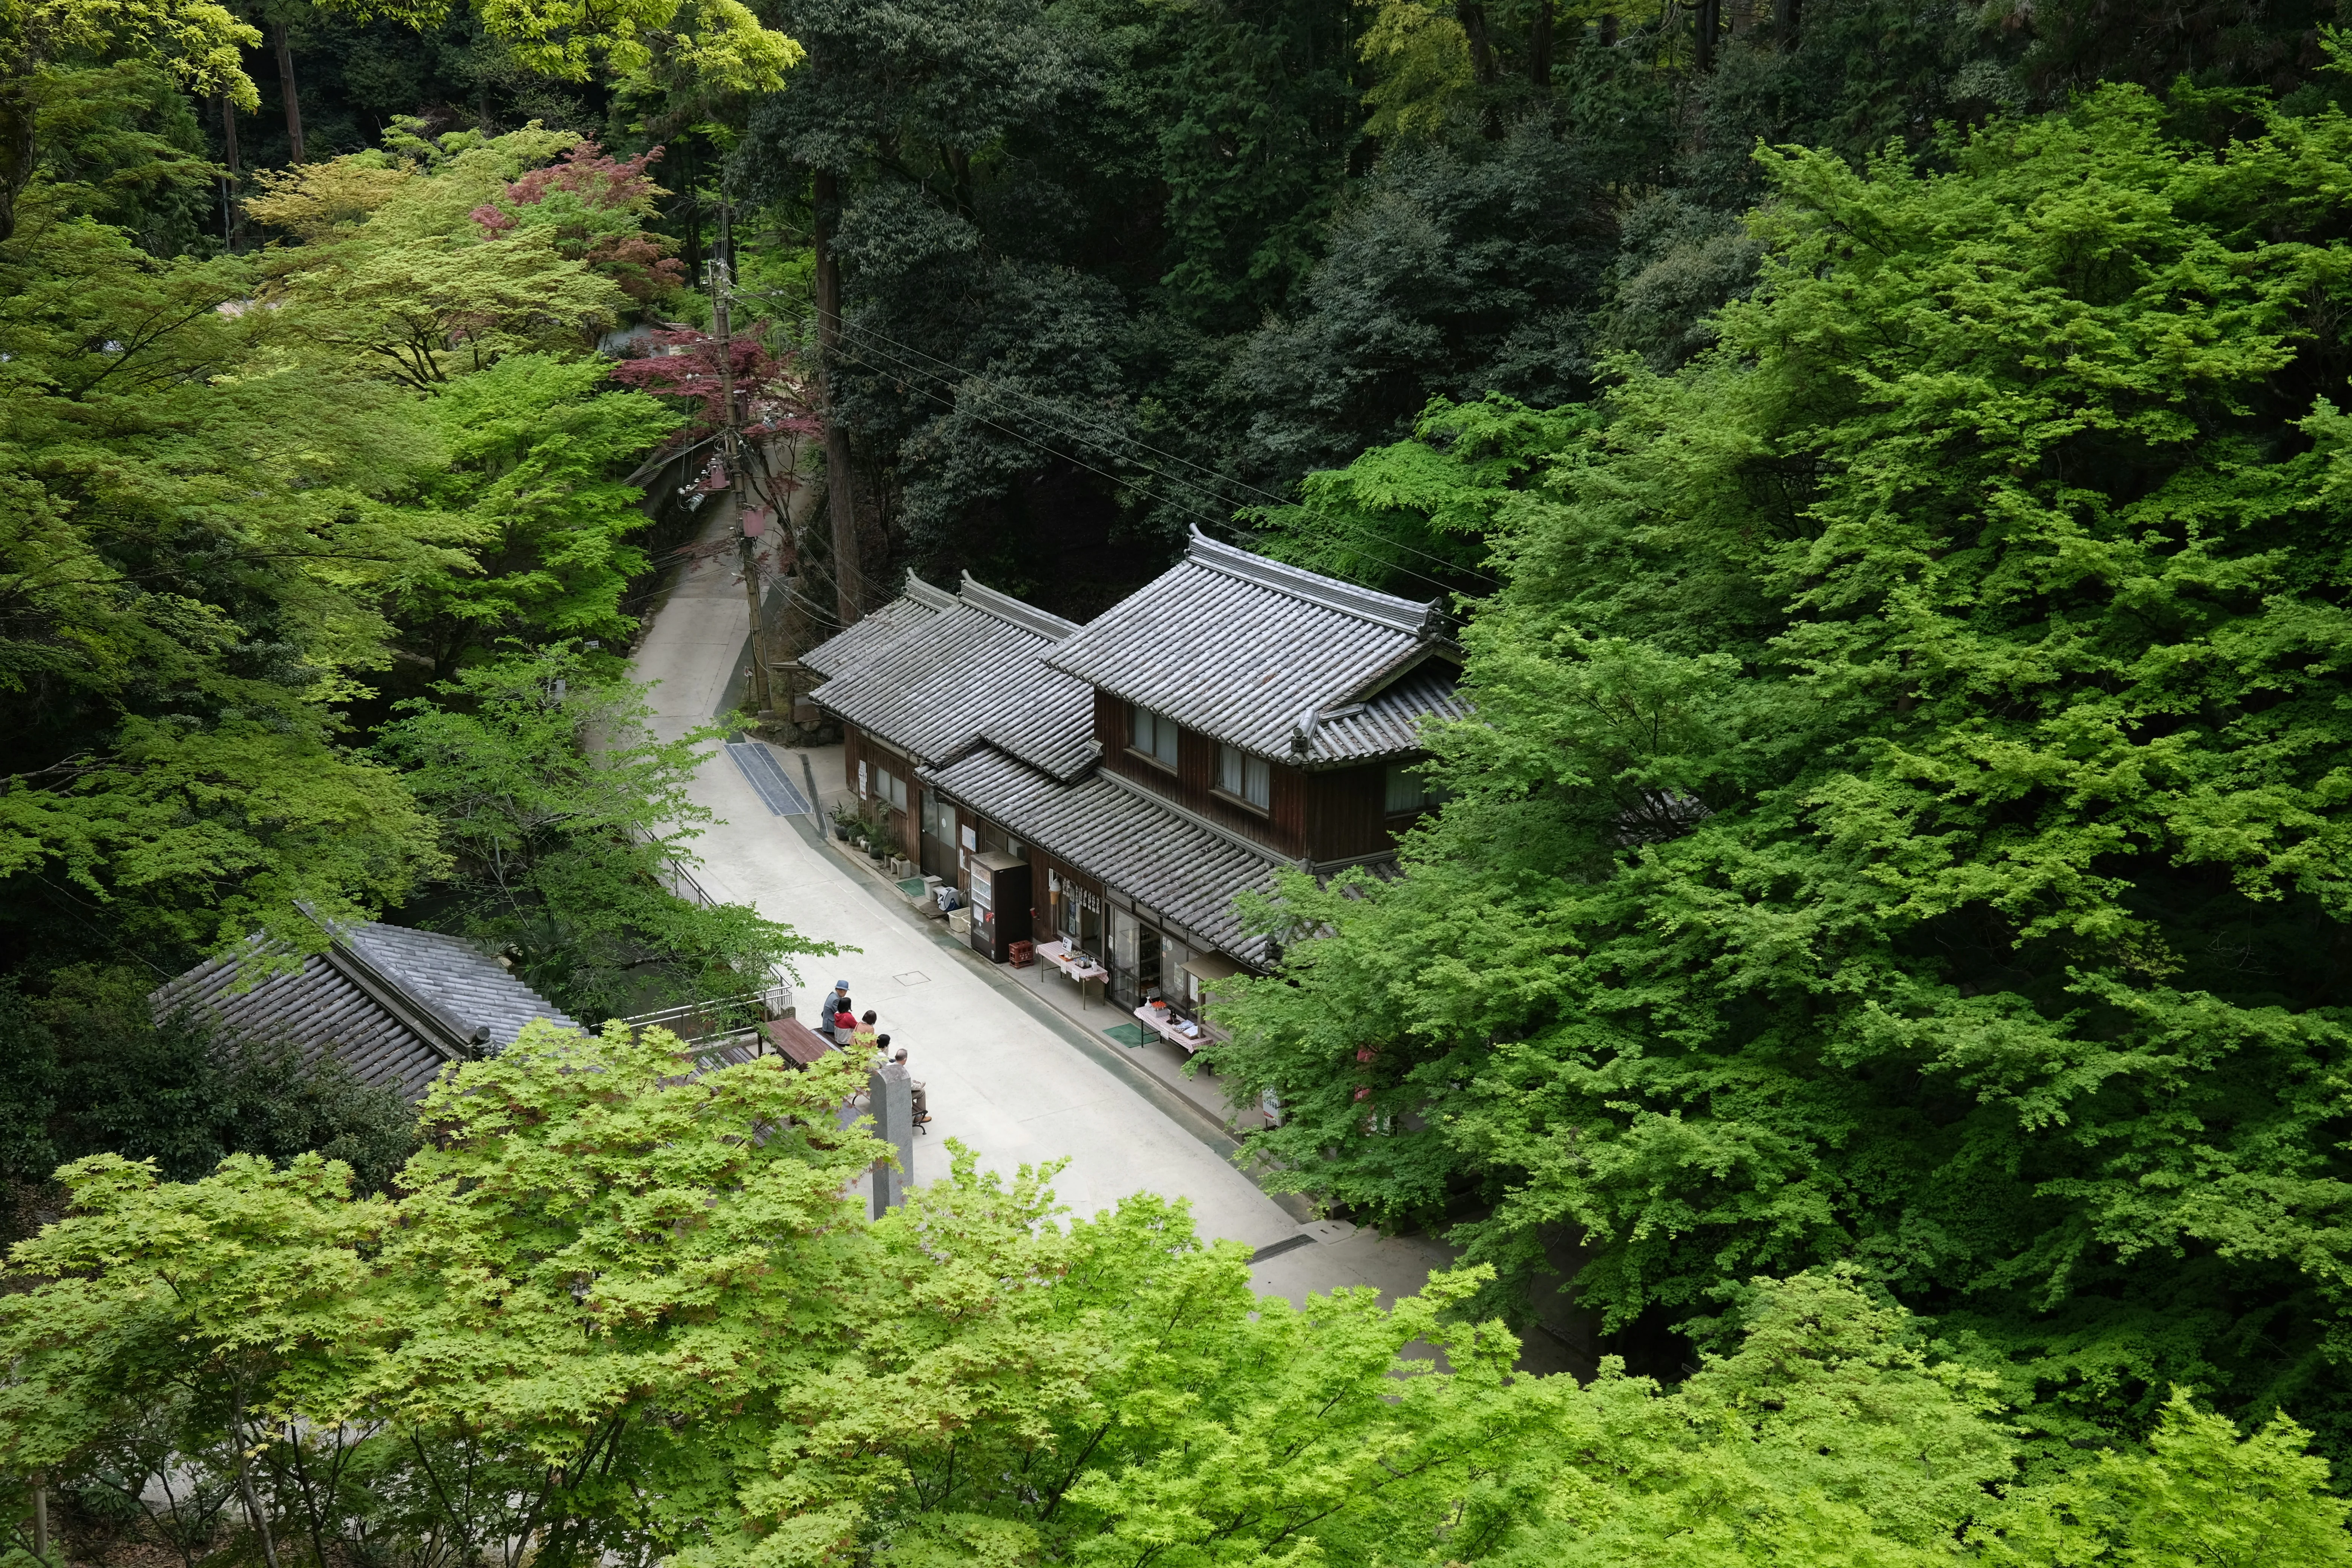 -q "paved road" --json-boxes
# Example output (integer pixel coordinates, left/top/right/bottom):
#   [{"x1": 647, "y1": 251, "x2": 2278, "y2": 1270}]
[{"x1": 630, "y1": 508, "x2": 1478, "y2": 1313}]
